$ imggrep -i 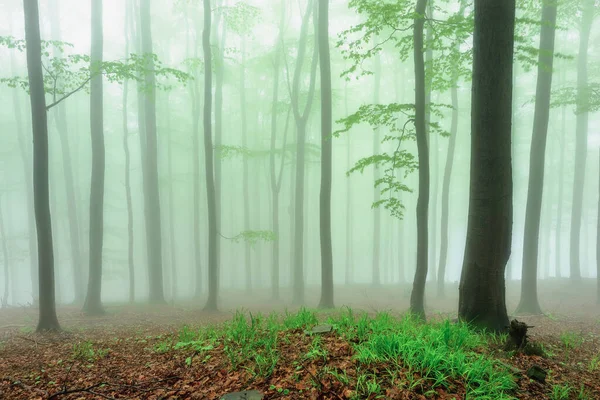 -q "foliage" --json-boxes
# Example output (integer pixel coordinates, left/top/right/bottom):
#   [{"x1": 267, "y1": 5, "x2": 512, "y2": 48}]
[
  {"x1": 71, "y1": 341, "x2": 109, "y2": 362},
  {"x1": 229, "y1": 230, "x2": 276, "y2": 248},
  {"x1": 551, "y1": 84, "x2": 600, "y2": 113},
  {"x1": 0, "y1": 36, "x2": 191, "y2": 109}
]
